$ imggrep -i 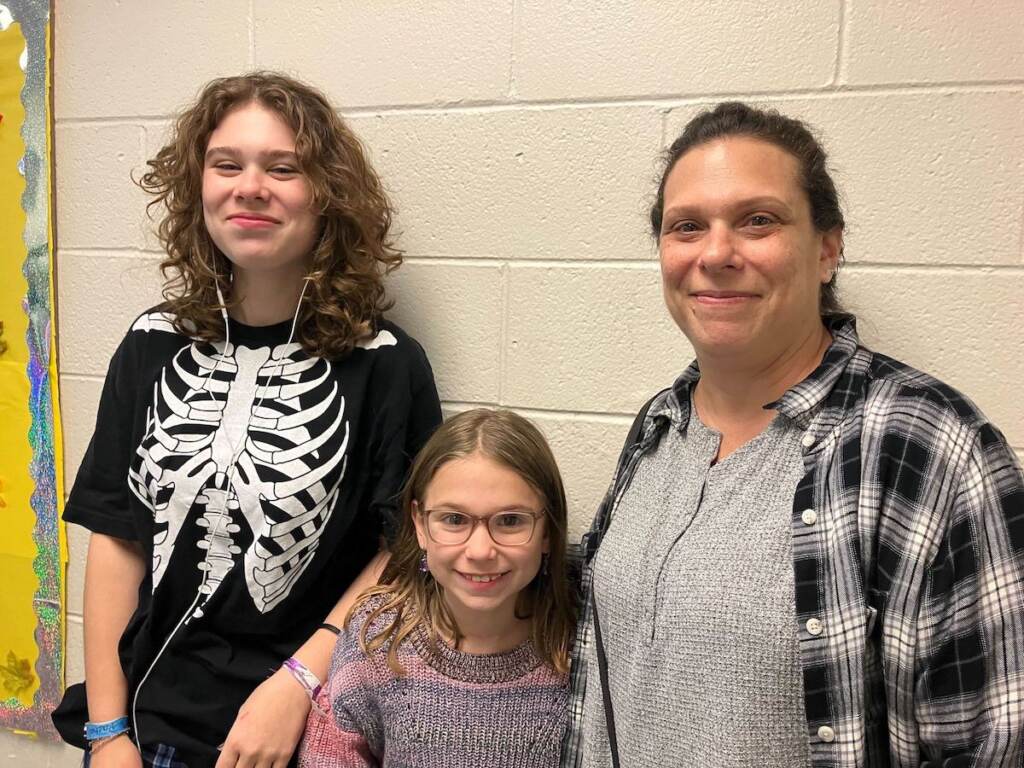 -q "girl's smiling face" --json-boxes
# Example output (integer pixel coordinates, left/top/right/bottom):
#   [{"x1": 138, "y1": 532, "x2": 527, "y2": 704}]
[
  {"x1": 413, "y1": 451, "x2": 548, "y2": 637},
  {"x1": 201, "y1": 101, "x2": 320, "y2": 284}
]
